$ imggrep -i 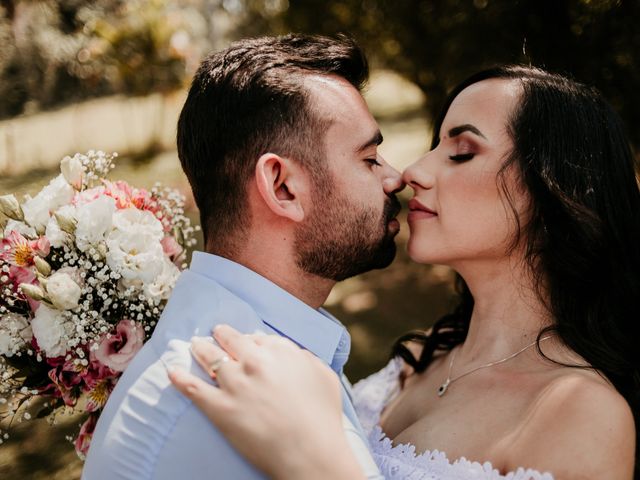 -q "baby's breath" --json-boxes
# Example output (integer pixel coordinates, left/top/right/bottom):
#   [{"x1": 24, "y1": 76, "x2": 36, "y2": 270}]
[
  {"x1": 1, "y1": 151, "x2": 199, "y2": 458},
  {"x1": 64, "y1": 151, "x2": 118, "y2": 189}
]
